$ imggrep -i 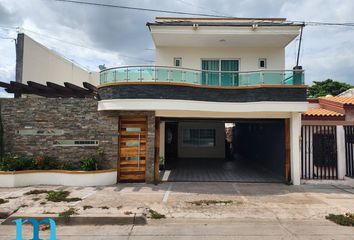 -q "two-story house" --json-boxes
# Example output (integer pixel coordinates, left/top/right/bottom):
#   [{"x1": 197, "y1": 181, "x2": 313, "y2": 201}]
[{"x1": 98, "y1": 17, "x2": 307, "y2": 184}]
